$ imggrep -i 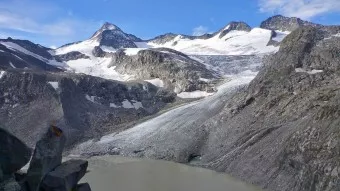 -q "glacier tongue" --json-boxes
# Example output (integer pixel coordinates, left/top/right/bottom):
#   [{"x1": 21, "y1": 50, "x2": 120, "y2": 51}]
[{"x1": 70, "y1": 55, "x2": 262, "y2": 157}]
